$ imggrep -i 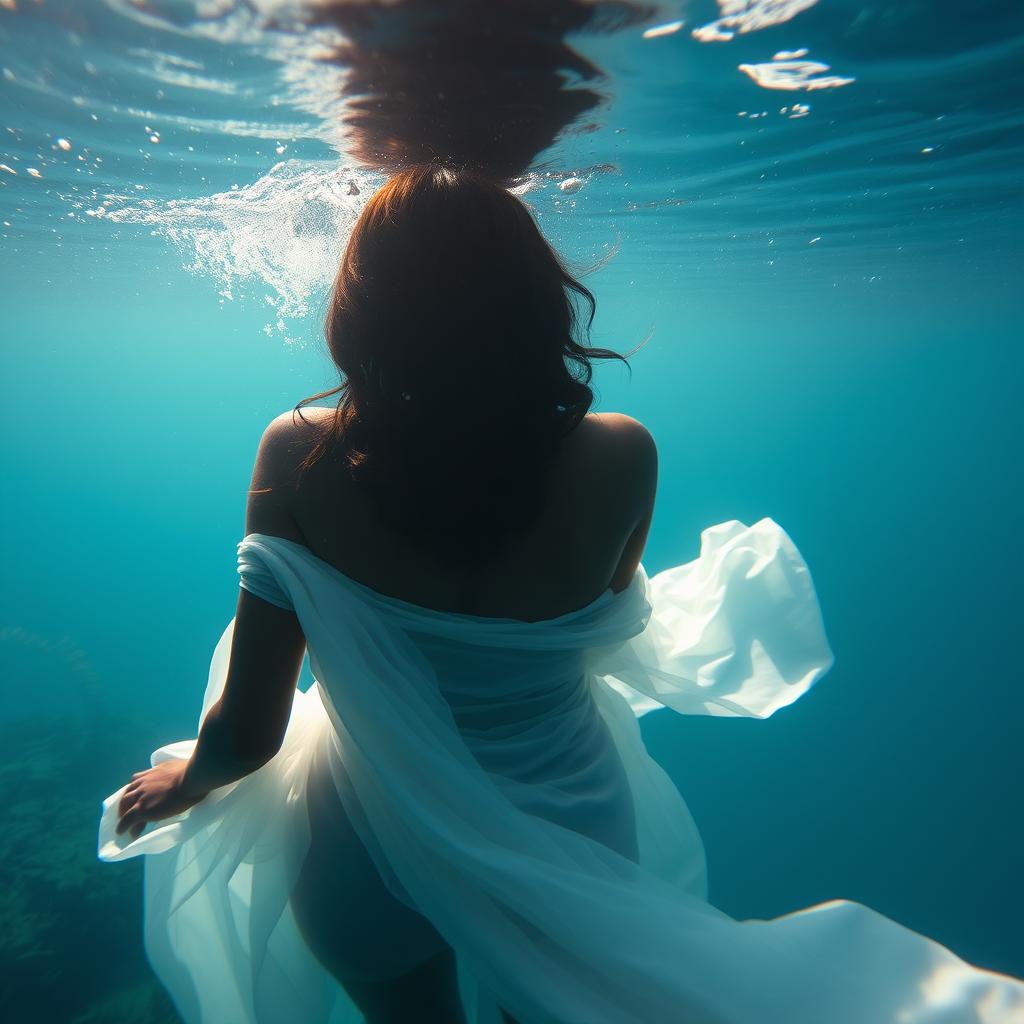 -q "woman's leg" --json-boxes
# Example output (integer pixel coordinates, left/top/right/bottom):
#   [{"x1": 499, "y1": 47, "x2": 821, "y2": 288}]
[
  {"x1": 291, "y1": 740, "x2": 466, "y2": 1024},
  {"x1": 338, "y1": 947, "x2": 467, "y2": 1024}
]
